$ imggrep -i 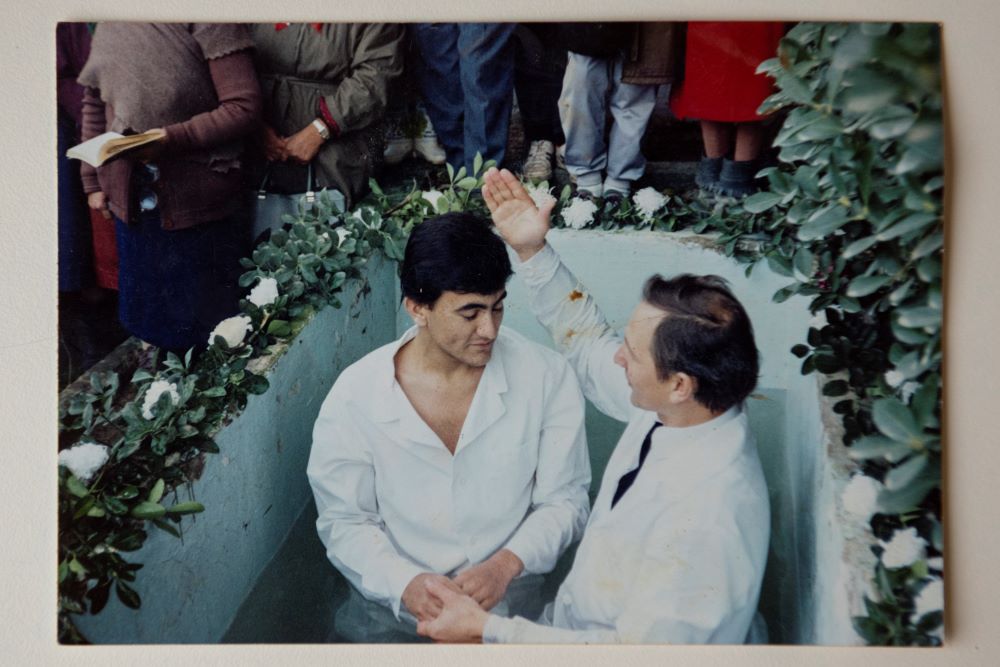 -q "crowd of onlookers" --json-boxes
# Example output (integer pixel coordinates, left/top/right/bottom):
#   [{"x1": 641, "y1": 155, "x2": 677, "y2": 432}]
[{"x1": 57, "y1": 21, "x2": 785, "y2": 376}]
